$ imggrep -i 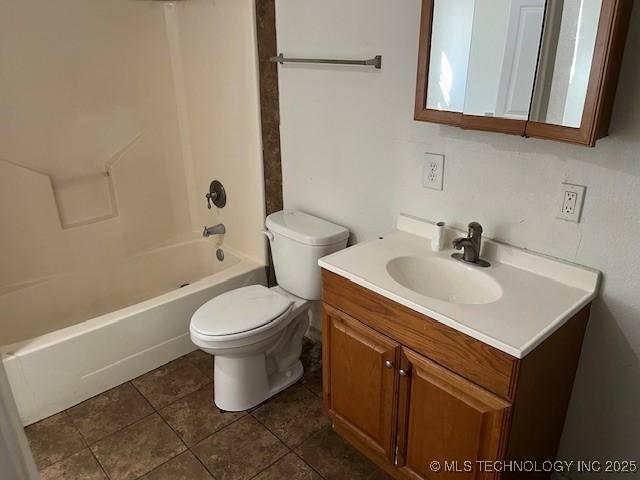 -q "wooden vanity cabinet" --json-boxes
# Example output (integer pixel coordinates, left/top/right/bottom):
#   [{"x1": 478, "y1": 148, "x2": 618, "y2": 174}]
[
  {"x1": 321, "y1": 270, "x2": 590, "y2": 480},
  {"x1": 395, "y1": 349, "x2": 511, "y2": 480},
  {"x1": 324, "y1": 307, "x2": 400, "y2": 461}
]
